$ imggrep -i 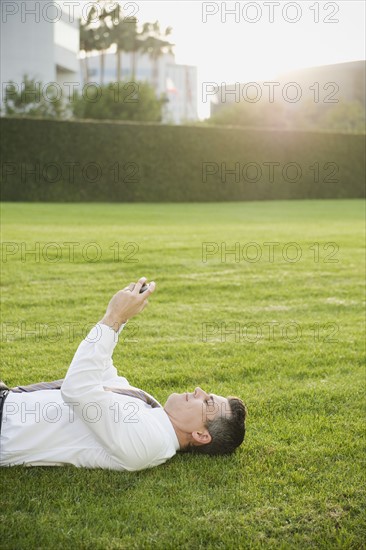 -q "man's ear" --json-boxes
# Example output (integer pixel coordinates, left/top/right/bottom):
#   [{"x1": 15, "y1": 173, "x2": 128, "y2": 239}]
[{"x1": 191, "y1": 430, "x2": 212, "y2": 446}]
